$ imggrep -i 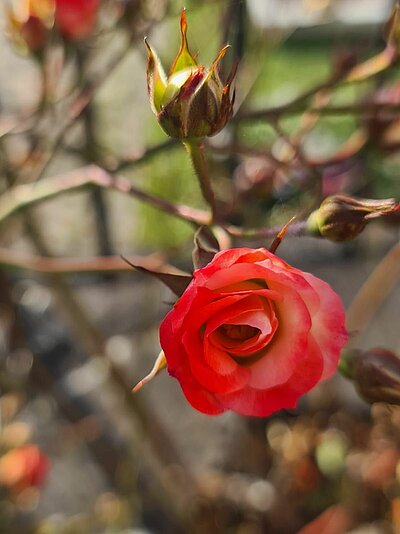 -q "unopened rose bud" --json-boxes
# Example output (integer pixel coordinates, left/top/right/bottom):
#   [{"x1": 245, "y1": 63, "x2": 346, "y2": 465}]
[
  {"x1": 145, "y1": 10, "x2": 237, "y2": 139},
  {"x1": 7, "y1": 0, "x2": 99, "y2": 54},
  {"x1": 307, "y1": 195, "x2": 399, "y2": 242},
  {"x1": 345, "y1": 348, "x2": 400, "y2": 405},
  {"x1": 7, "y1": 0, "x2": 54, "y2": 54}
]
